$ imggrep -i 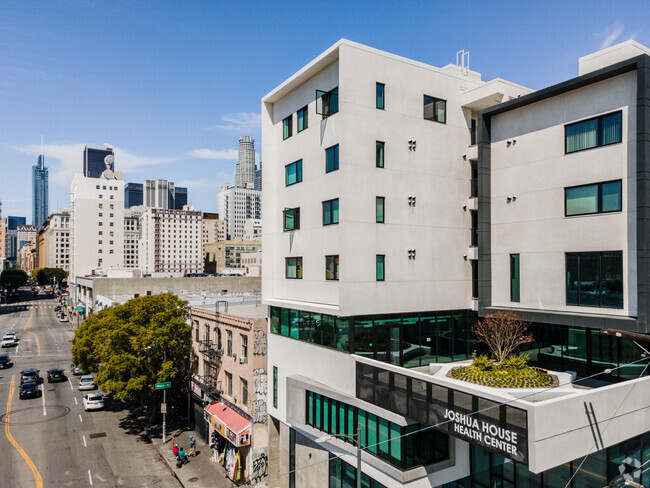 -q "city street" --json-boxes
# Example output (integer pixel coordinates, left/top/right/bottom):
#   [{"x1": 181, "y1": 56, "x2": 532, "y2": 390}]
[{"x1": 0, "y1": 290, "x2": 181, "y2": 487}]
